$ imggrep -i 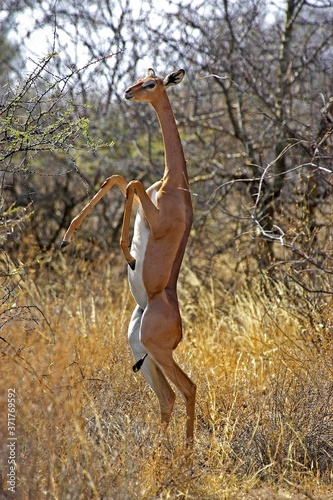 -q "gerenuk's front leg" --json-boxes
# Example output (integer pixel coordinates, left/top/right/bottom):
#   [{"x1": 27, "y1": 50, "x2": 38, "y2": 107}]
[
  {"x1": 61, "y1": 175, "x2": 128, "y2": 247},
  {"x1": 120, "y1": 180, "x2": 159, "y2": 269}
]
